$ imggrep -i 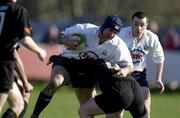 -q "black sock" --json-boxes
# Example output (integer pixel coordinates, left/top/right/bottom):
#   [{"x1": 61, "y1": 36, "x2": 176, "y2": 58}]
[
  {"x1": 19, "y1": 101, "x2": 28, "y2": 118},
  {"x1": 2, "y1": 108, "x2": 17, "y2": 118},
  {"x1": 31, "y1": 92, "x2": 53, "y2": 117}
]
